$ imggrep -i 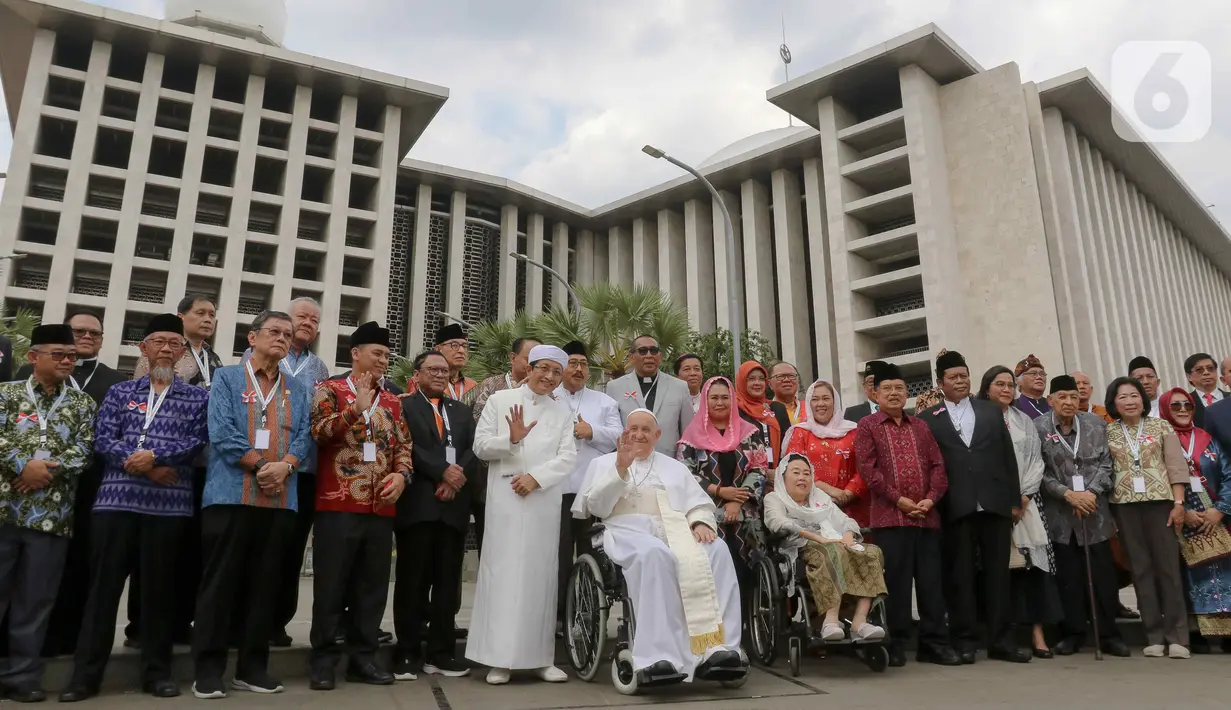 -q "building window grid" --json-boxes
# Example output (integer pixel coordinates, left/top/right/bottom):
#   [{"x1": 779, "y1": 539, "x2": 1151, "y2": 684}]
[
  {"x1": 874, "y1": 290, "x2": 925, "y2": 318},
  {"x1": 420, "y1": 213, "x2": 448, "y2": 351},
  {"x1": 461, "y1": 220, "x2": 499, "y2": 326},
  {"x1": 386, "y1": 206, "x2": 414, "y2": 356}
]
